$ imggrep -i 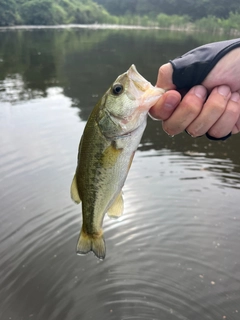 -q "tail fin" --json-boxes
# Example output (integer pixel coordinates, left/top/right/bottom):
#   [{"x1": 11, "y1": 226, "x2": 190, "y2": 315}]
[{"x1": 76, "y1": 230, "x2": 106, "y2": 260}]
